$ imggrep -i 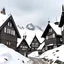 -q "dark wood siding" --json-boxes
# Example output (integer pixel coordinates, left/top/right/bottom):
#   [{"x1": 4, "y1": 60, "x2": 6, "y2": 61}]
[
  {"x1": 17, "y1": 39, "x2": 30, "y2": 57},
  {"x1": 0, "y1": 20, "x2": 17, "y2": 50},
  {"x1": 30, "y1": 36, "x2": 40, "y2": 52}
]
